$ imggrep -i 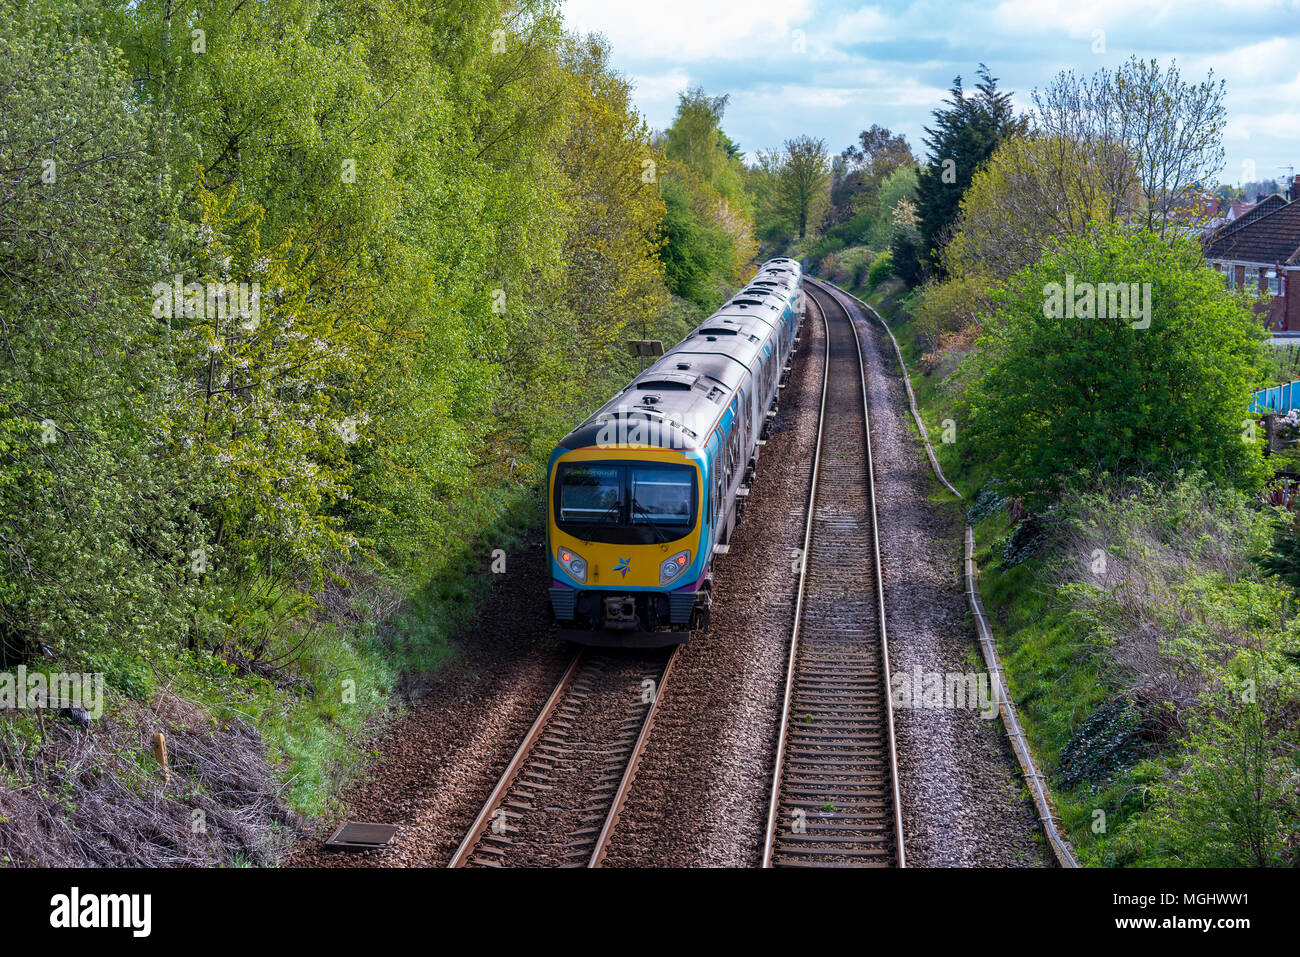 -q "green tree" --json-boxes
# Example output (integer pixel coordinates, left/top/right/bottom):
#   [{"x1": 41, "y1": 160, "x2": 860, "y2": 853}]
[
  {"x1": 663, "y1": 86, "x2": 751, "y2": 215},
  {"x1": 828, "y1": 124, "x2": 914, "y2": 231},
  {"x1": 1142, "y1": 678, "x2": 1299, "y2": 867},
  {"x1": 0, "y1": 14, "x2": 201, "y2": 659},
  {"x1": 965, "y1": 226, "x2": 1270, "y2": 504},
  {"x1": 657, "y1": 86, "x2": 756, "y2": 300},
  {"x1": 658, "y1": 175, "x2": 732, "y2": 312},
  {"x1": 1033, "y1": 58, "x2": 1228, "y2": 236},
  {"x1": 774, "y1": 135, "x2": 830, "y2": 239},
  {"x1": 915, "y1": 64, "x2": 1026, "y2": 276},
  {"x1": 943, "y1": 134, "x2": 1141, "y2": 287}
]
